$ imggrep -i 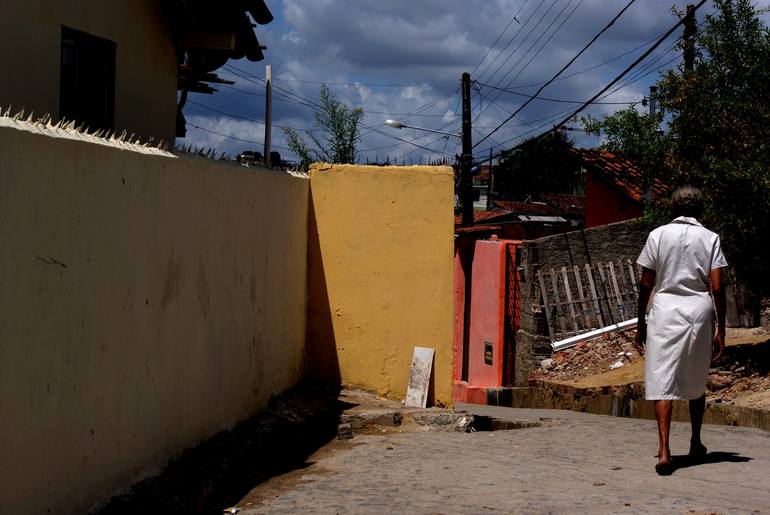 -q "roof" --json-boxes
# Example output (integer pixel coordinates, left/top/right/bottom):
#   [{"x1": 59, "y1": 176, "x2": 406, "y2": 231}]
[
  {"x1": 570, "y1": 148, "x2": 668, "y2": 203},
  {"x1": 163, "y1": 0, "x2": 273, "y2": 61},
  {"x1": 163, "y1": 0, "x2": 273, "y2": 96},
  {"x1": 491, "y1": 200, "x2": 562, "y2": 216},
  {"x1": 541, "y1": 193, "x2": 585, "y2": 218}
]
